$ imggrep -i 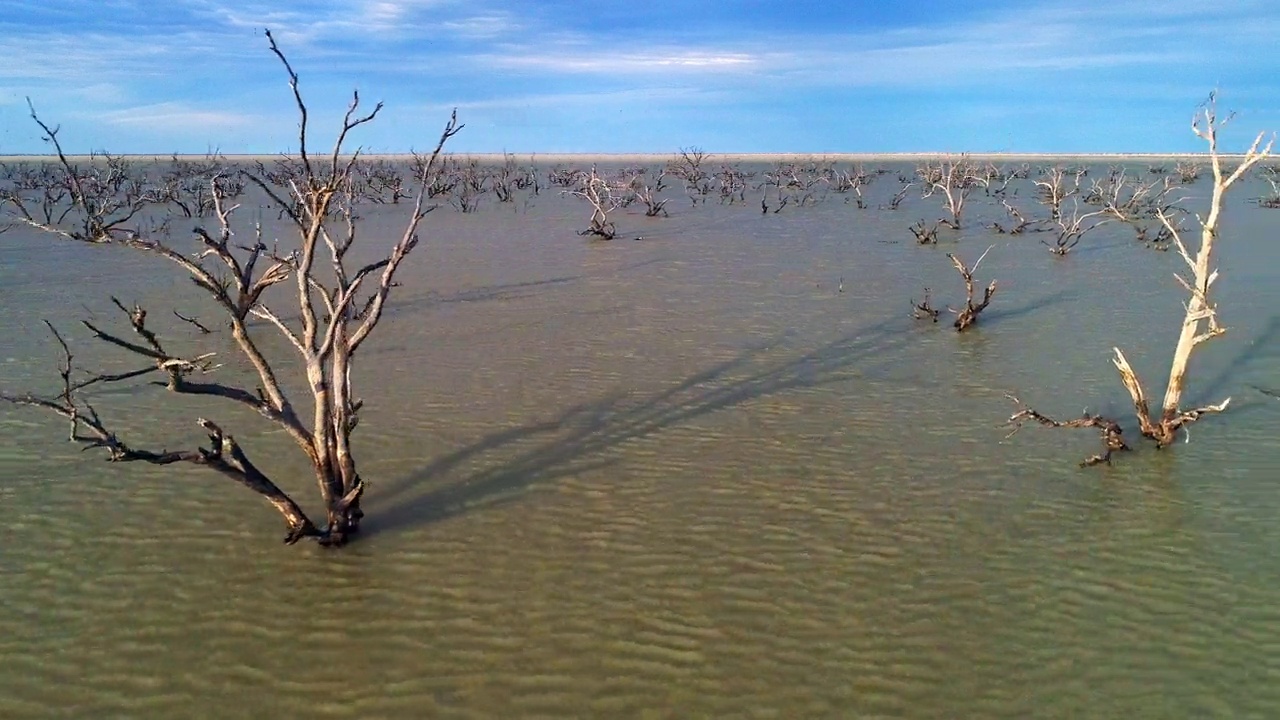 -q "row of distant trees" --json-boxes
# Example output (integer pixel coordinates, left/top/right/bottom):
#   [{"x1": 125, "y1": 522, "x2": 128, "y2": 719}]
[{"x1": 0, "y1": 31, "x2": 1273, "y2": 546}]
